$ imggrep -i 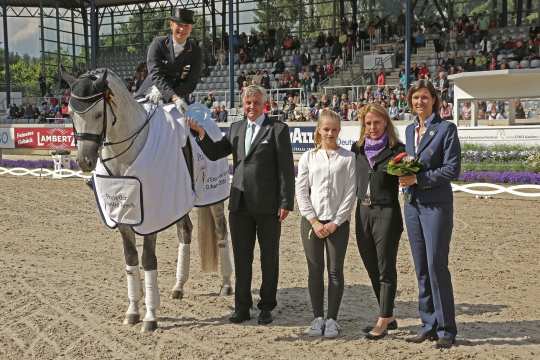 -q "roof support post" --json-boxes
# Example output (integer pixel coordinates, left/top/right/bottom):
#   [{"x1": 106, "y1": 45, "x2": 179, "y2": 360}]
[{"x1": 2, "y1": 1, "x2": 10, "y2": 108}]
